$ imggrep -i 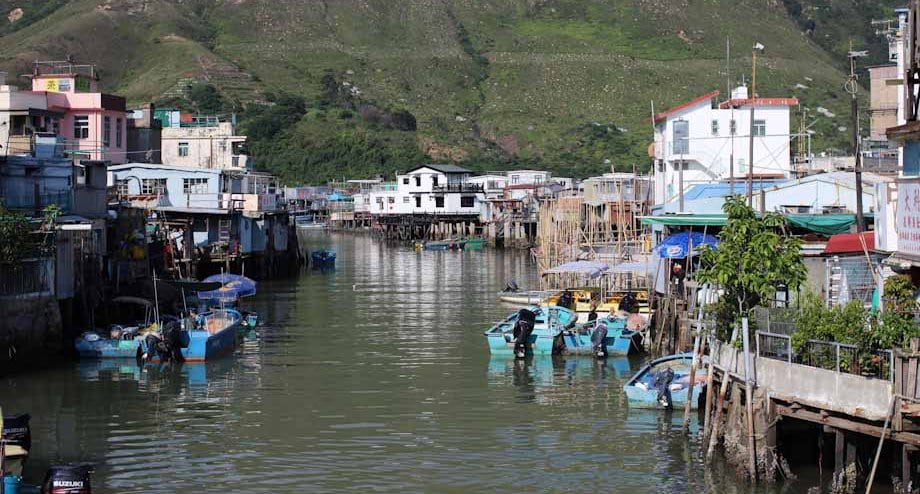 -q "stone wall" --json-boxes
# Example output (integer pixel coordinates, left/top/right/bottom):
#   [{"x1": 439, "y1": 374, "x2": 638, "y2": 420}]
[{"x1": 0, "y1": 295, "x2": 63, "y2": 372}]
